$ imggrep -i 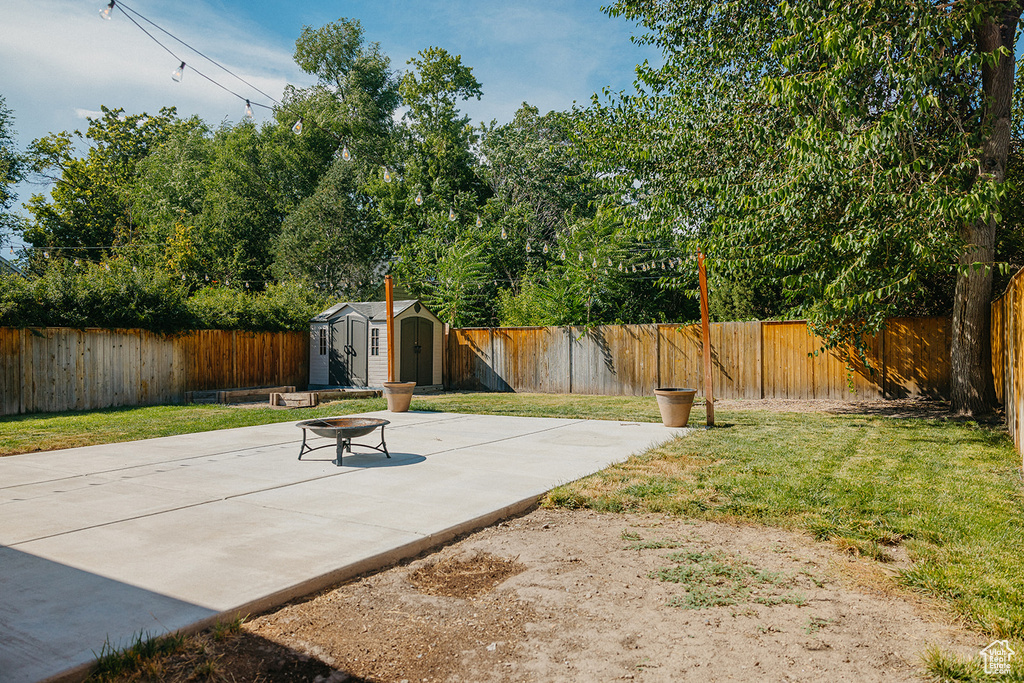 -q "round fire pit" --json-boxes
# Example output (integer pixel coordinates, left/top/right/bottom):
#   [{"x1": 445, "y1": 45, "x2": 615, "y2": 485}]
[{"x1": 296, "y1": 417, "x2": 390, "y2": 466}]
